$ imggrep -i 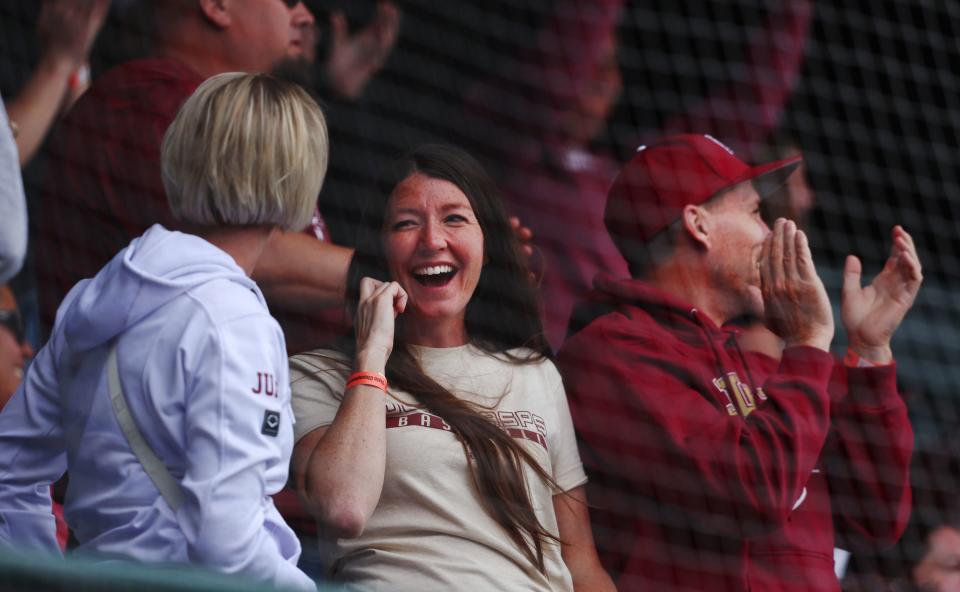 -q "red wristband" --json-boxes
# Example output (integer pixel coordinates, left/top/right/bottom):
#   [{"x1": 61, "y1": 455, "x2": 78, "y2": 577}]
[
  {"x1": 346, "y1": 371, "x2": 388, "y2": 392},
  {"x1": 843, "y1": 348, "x2": 894, "y2": 368},
  {"x1": 68, "y1": 64, "x2": 90, "y2": 92}
]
